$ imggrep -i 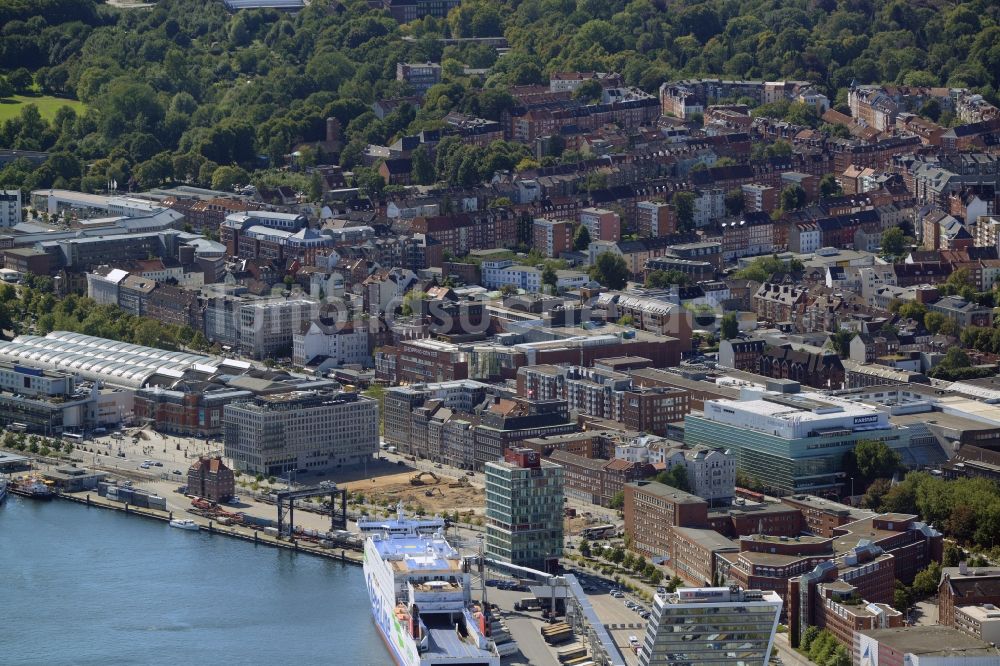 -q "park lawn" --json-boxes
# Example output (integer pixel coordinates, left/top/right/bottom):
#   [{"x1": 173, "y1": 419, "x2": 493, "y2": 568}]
[{"x1": 0, "y1": 95, "x2": 87, "y2": 124}]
